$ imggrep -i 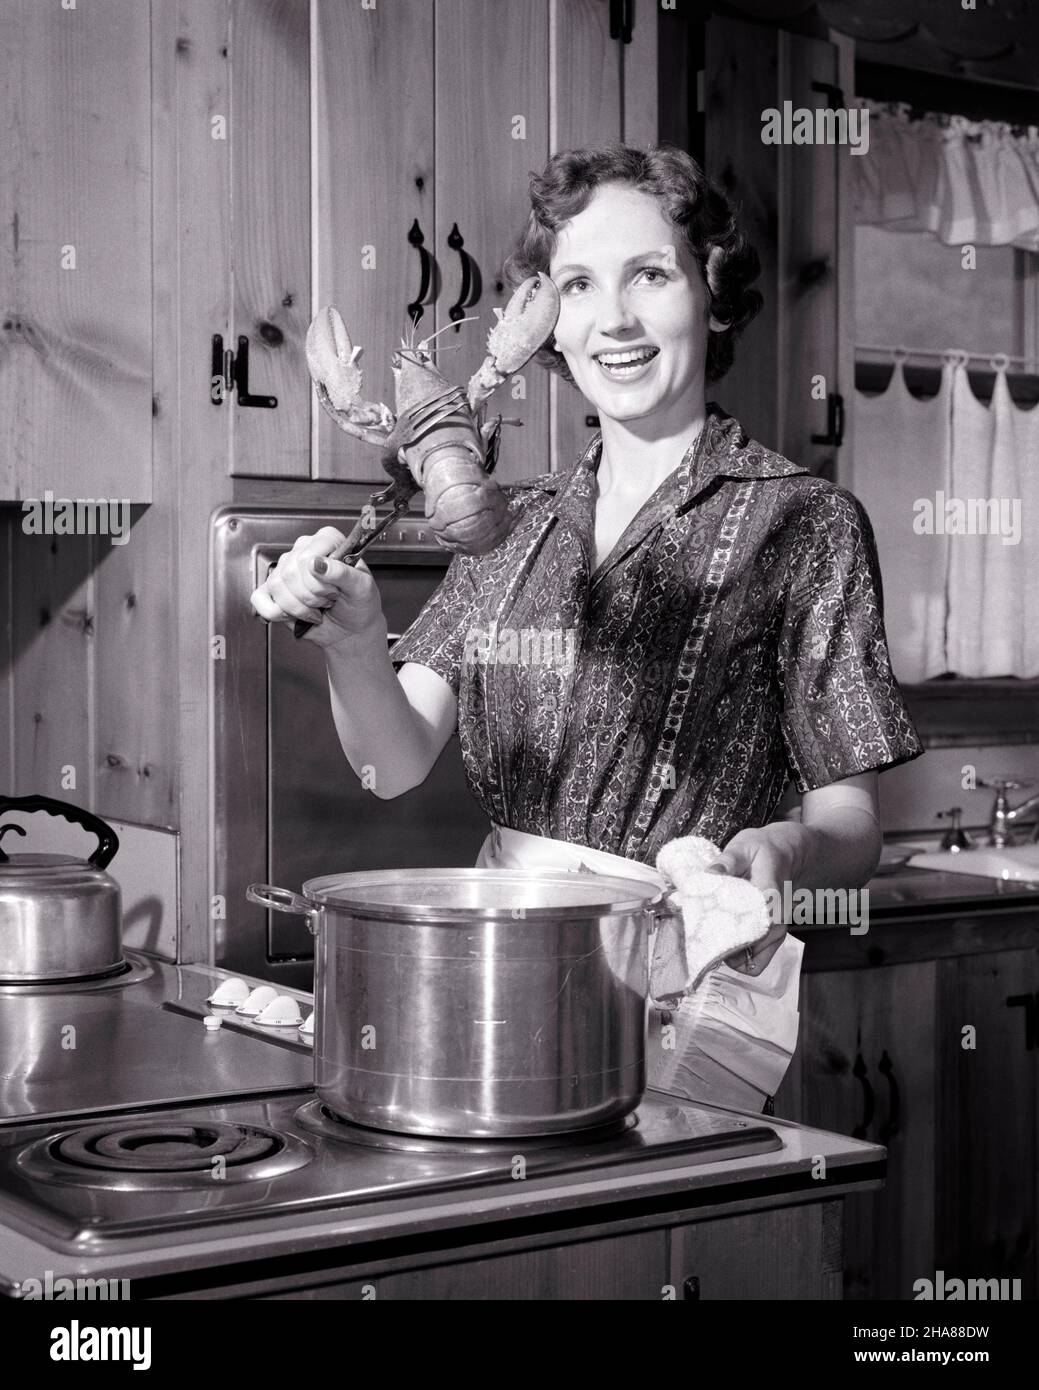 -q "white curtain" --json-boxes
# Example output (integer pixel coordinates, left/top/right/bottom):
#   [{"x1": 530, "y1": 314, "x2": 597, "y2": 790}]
[
  {"x1": 851, "y1": 362, "x2": 1039, "y2": 681},
  {"x1": 856, "y1": 101, "x2": 1039, "y2": 250}
]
